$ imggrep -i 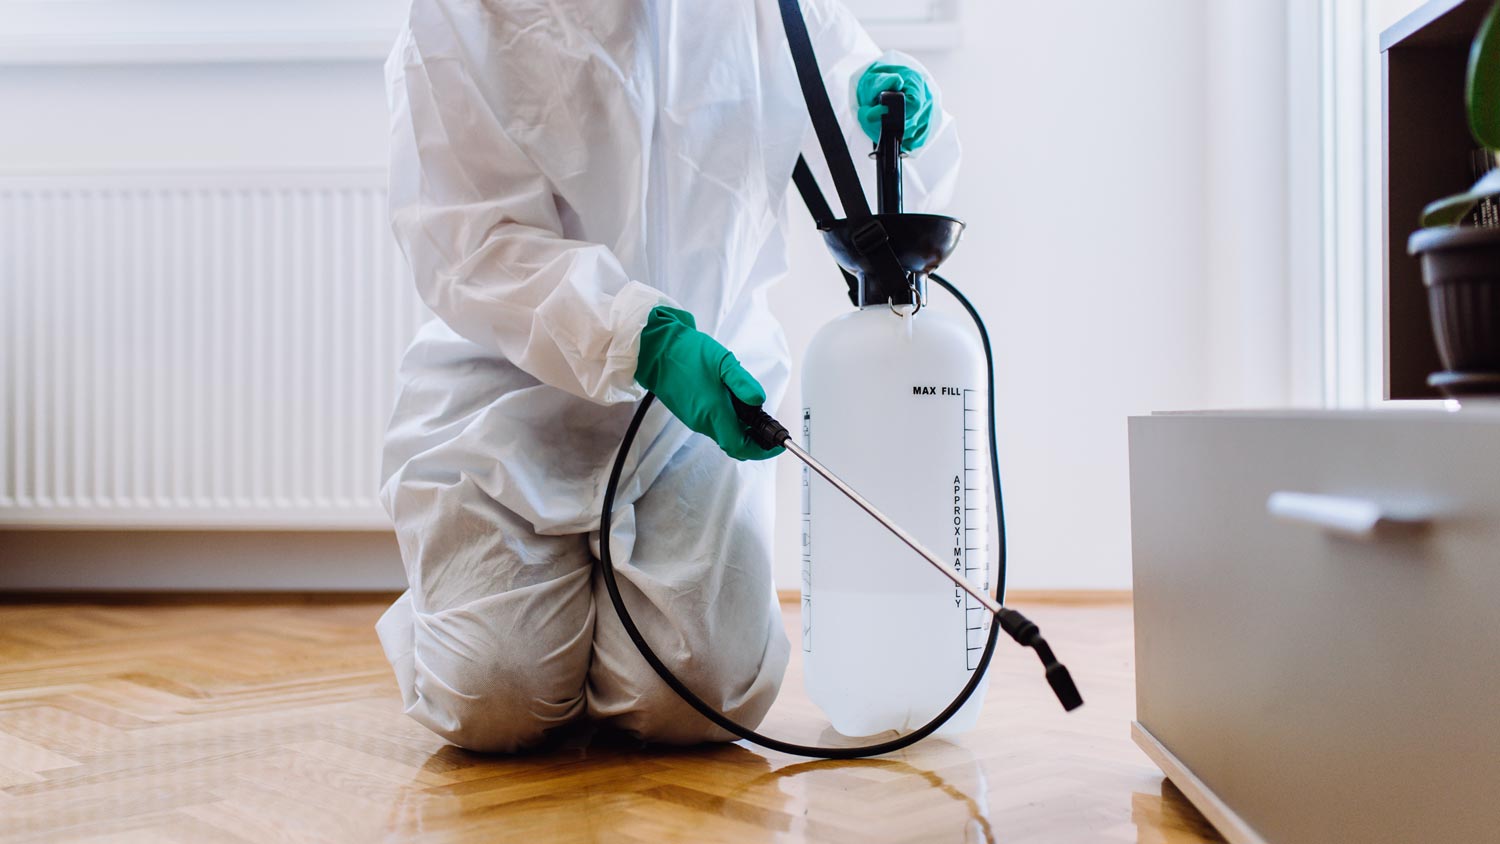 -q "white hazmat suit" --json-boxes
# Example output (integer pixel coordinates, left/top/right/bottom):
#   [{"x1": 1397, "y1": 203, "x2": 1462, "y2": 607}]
[{"x1": 377, "y1": 0, "x2": 960, "y2": 751}]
